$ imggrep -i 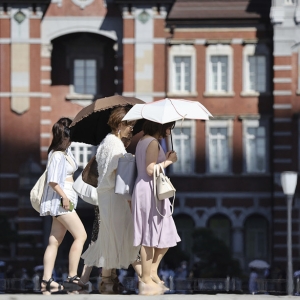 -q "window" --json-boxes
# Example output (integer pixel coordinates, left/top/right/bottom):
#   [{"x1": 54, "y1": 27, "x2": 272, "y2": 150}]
[
  {"x1": 245, "y1": 215, "x2": 268, "y2": 261},
  {"x1": 205, "y1": 44, "x2": 233, "y2": 96},
  {"x1": 208, "y1": 214, "x2": 231, "y2": 248},
  {"x1": 210, "y1": 56, "x2": 228, "y2": 92},
  {"x1": 171, "y1": 120, "x2": 195, "y2": 173},
  {"x1": 285, "y1": 0, "x2": 295, "y2": 5},
  {"x1": 247, "y1": 56, "x2": 266, "y2": 93},
  {"x1": 169, "y1": 44, "x2": 196, "y2": 96},
  {"x1": 70, "y1": 142, "x2": 96, "y2": 169},
  {"x1": 243, "y1": 119, "x2": 268, "y2": 173},
  {"x1": 206, "y1": 120, "x2": 232, "y2": 173},
  {"x1": 173, "y1": 56, "x2": 191, "y2": 93},
  {"x1": 242, "y1": 44, "x2": 269, "y2": 95},
  {"x1": 174, "y1": 214, "x2": 195, "y2": 254},
  {"x1": 73, "y1": 59, "x2": 97, "y2": 94}
]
